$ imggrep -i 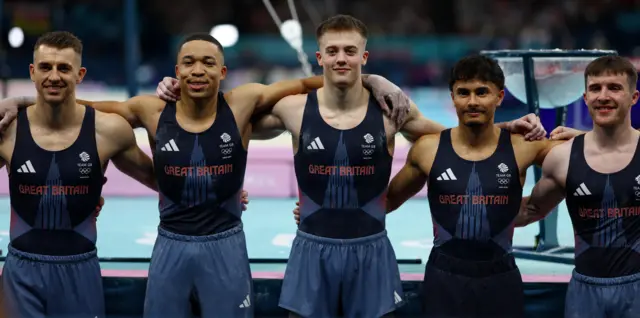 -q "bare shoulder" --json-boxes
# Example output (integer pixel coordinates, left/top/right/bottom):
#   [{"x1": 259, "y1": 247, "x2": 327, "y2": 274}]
[
  {"x1": 127, "y1": 95, "x2": 166, "y2": 114},
  {"x1": 410, "y1": 133, "x2": 440, "y2": 162},
  {"x1": 275, "y1": 94, "x2": 308, "y2": 109},
  {"x1": 542, "y1": 138, "x2": 573, "y2": 180},
  {"x1": 224, "y1": 83, "x2": 264, "y2": 102},
  {"x1": 510, "y1": 133, "x2": 546, "y2": 153},
  {"x1": 95, "y1": 111, "x2": 135, "y2": 144}
]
